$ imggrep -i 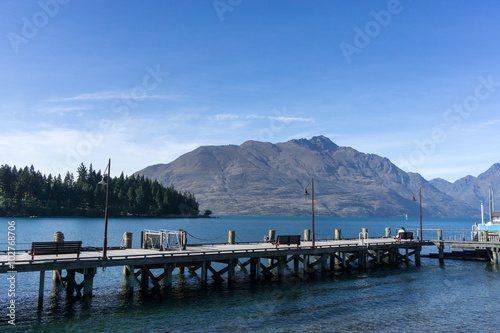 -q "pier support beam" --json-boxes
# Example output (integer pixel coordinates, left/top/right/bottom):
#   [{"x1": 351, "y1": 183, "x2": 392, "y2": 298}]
[
  {"x1": 200, "y1": 261, "x2": 208, "y2": 284},
  {"x1": 66, "y1": 270, "x2": 77, "y2": 296},
  {"x1": 492, "y1": 248, "x2": 499, "y2": 265},
  {"x1": 141, "y1": 267, "x2": 149, "y2": 287},
  {"x1": 415, "y1": 246, "x2": 421, "y2": 266},
  {"x1": 228, "y1": 259, "x2": 236, "y2": 281},
  {"x1": 358, "y1": 250, "x2": 366, "y2": 269},
  {"x1": 83, "y1": 268, "x2": 96, "y2": 298},
  {"x1": 277, "y1": 256, "x2": 285, "y2": 280},
  {"x1": 38, "y1": 271, "x2": 45, "y2": 306},
  {"x1": 438, "y1": 229, "x2": 444, "y2": 264},
  {"x1": 250, "y1": 257, "x2": 260, "y2": 281},
  {"x1": 303, "y1": 255, "x2": 310, "y2": 273},
  {"x1": 163, "y1": 263, "x2": 174, "y2": 288},
  {"x1": 123, "y1": 265, "x2": 135, "y2": 290}
]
